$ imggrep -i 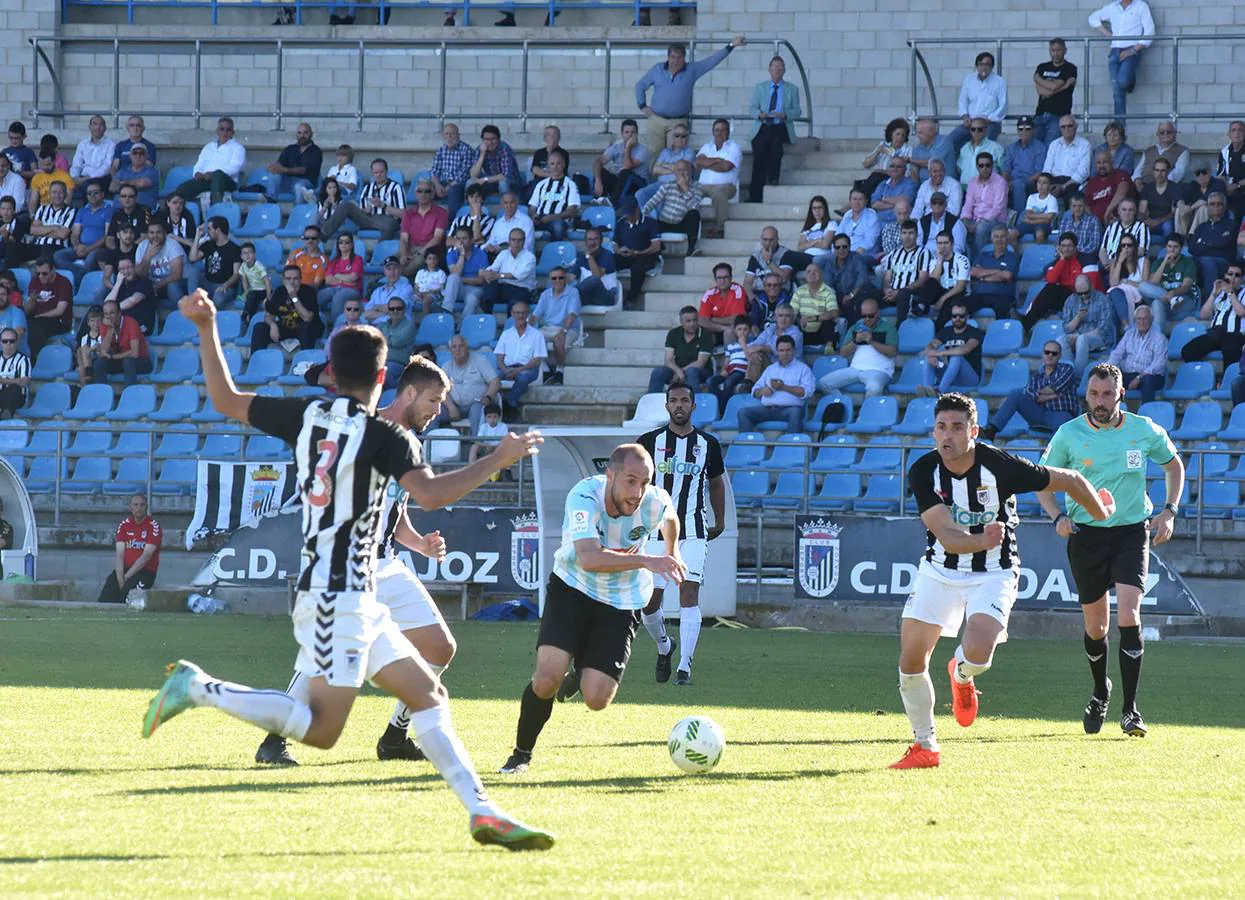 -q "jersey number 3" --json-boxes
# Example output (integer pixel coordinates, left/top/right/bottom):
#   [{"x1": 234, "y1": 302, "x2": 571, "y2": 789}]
[{"x1": 308, "y1": 439, "x2": 339, "y2": 508}]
